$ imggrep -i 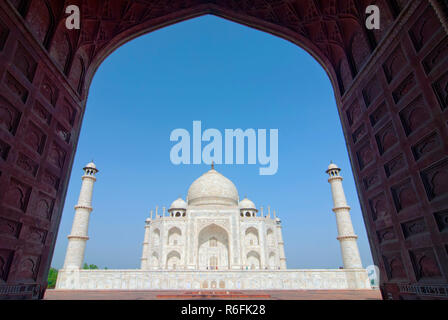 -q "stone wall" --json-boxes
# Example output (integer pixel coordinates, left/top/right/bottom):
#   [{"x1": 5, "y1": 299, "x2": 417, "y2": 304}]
[{"x1": 55, "y1": 269, "x2": 371, "y2": 290}]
